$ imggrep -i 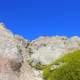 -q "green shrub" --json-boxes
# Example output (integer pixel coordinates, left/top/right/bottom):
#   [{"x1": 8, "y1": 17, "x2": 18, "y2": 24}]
[
  {"x1": 43, "y1": 50, "x2": 80, "y2": 80},
  {"x1": 27, "y1": 60, "x2": 46, "y2": 70},
  {"x1": 34, "y1": 62, "x2": 47, "y2": 70}
]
